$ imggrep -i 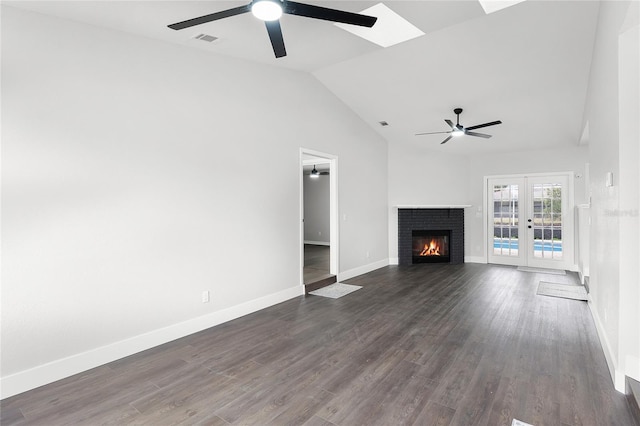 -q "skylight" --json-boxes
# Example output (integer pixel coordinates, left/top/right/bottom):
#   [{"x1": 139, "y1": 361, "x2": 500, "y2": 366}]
[
  {"x1": 334, "y1": 3, "x2": 424, "y2": 48},
  {"x1": 477, "y1": 0, "x2": 527, "y2": 14}
]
